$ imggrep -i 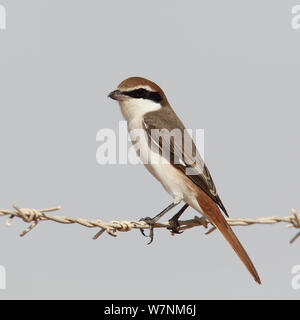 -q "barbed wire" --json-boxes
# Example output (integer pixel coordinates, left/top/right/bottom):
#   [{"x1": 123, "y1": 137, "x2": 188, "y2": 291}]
[{"x1": 0, "y1": 204, "x2": 299, "y2": 243}]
